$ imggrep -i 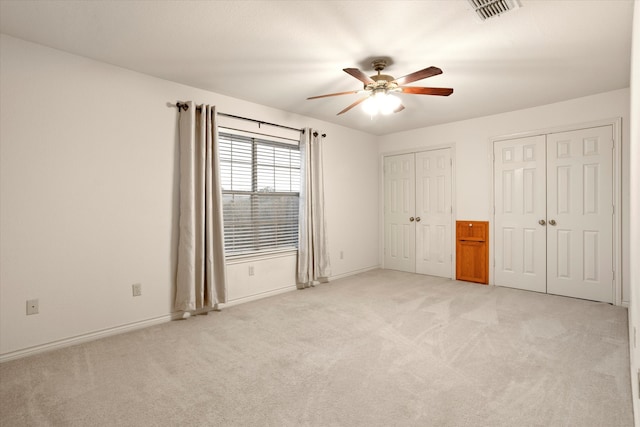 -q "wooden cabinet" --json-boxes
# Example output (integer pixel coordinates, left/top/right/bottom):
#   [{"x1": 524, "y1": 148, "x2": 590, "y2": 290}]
[{"x1": 456, "y1": 221, "x2": 489, "y2": 284}]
